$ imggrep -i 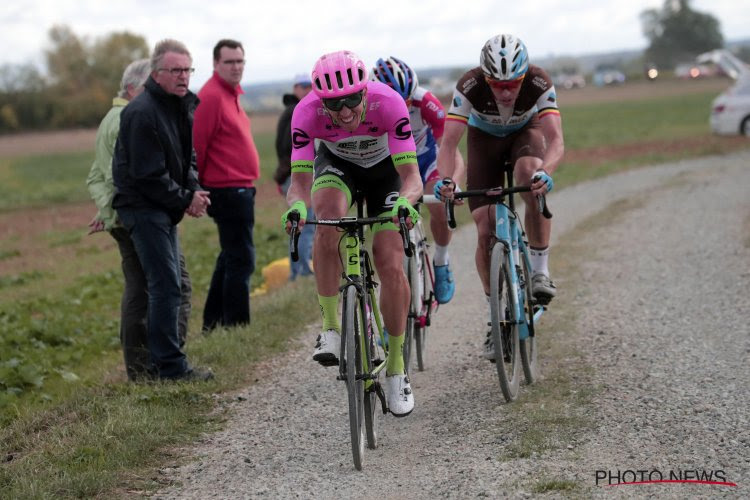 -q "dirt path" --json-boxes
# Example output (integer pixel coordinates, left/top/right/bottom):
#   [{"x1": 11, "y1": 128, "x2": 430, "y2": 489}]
[{"x1": 153, "y1": 152, "x2": 749, "y2": 498}]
